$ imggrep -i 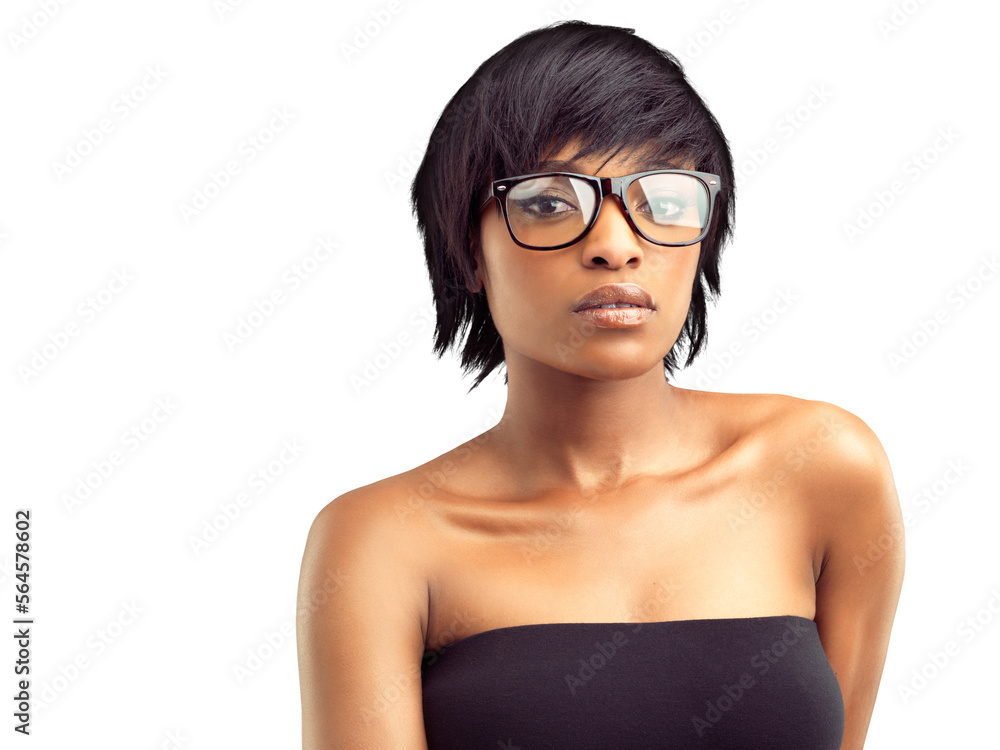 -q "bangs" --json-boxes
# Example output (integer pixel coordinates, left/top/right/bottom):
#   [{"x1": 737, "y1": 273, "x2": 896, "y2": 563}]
[{"x1": 480, "y1": 35, "x2": 714, "y2": 182}]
